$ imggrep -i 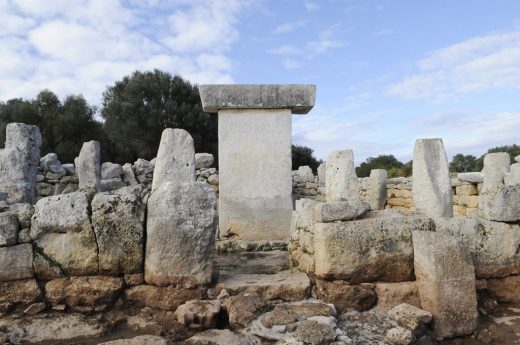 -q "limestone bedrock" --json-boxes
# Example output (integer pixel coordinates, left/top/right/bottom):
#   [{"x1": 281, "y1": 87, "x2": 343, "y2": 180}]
[{"x1": 200, "y1": 84, "x2": 316, "y2": 241}]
